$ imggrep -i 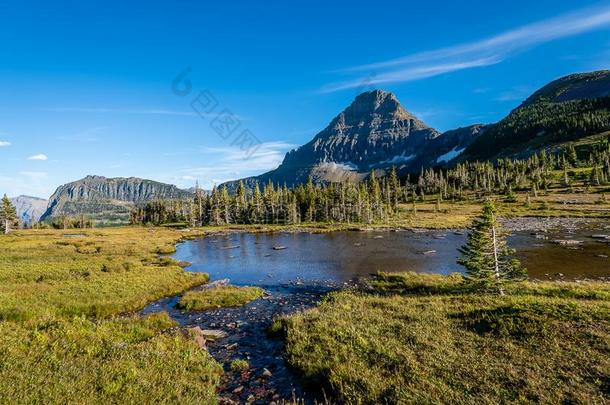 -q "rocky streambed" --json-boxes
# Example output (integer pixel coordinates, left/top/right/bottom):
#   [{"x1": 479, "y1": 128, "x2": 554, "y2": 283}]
[{"x1": 143, "y1": 282, "x2": 343, "y2": 403}]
